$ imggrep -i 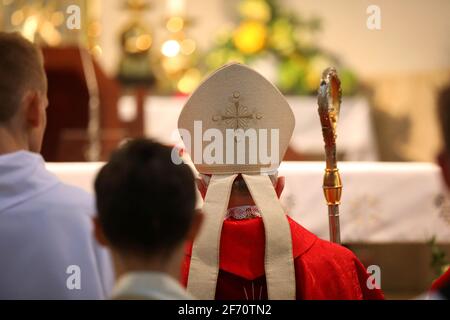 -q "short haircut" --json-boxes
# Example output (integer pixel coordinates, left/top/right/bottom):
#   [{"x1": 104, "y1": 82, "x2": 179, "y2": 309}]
[
  {"x1": 438, "y1": 86, "x2": 450, "y2": 153},
  {"x1": 200, "y1": 173, "x2": 278, "y2": 196},
  {"x1": 0, "y1": 32, "x2": 46, "y2": 123},
  {"x1": 95, "y1": 139, "x2": 197, "y2": 257}
]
